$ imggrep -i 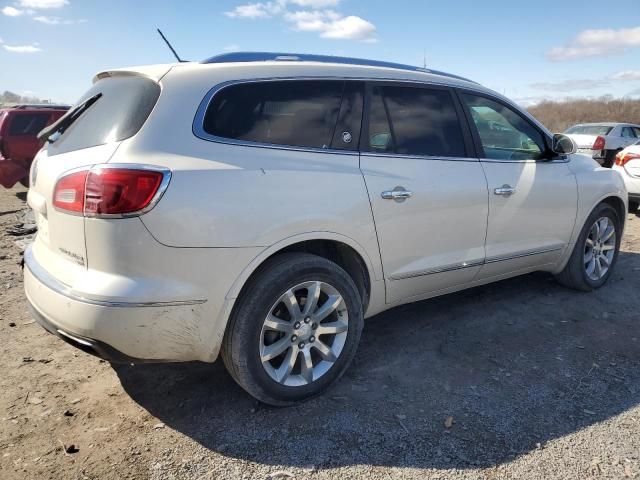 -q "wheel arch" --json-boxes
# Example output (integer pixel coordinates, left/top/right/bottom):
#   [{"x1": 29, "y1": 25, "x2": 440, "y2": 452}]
[{"x1": 225, "y1": 232, "x2": 382, "y2": 312}]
